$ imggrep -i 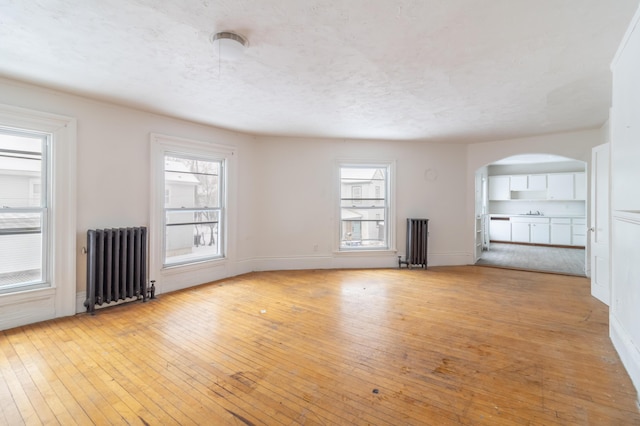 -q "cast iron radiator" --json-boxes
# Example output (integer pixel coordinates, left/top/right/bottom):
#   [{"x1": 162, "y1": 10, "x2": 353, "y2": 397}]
[
  {"x1": 84, "y1": 227, "x2": 154, "y2": 315},
  {"x1": 398, "y1": 218, "x2": 429, "y2": 269}
]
